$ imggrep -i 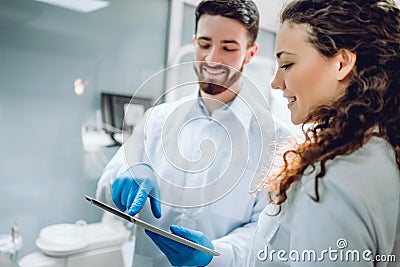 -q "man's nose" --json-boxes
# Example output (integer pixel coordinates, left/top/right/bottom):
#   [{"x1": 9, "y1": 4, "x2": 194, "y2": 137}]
[{"x1": 205, "y1": 48, "x2": 223, "y2": 65}]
